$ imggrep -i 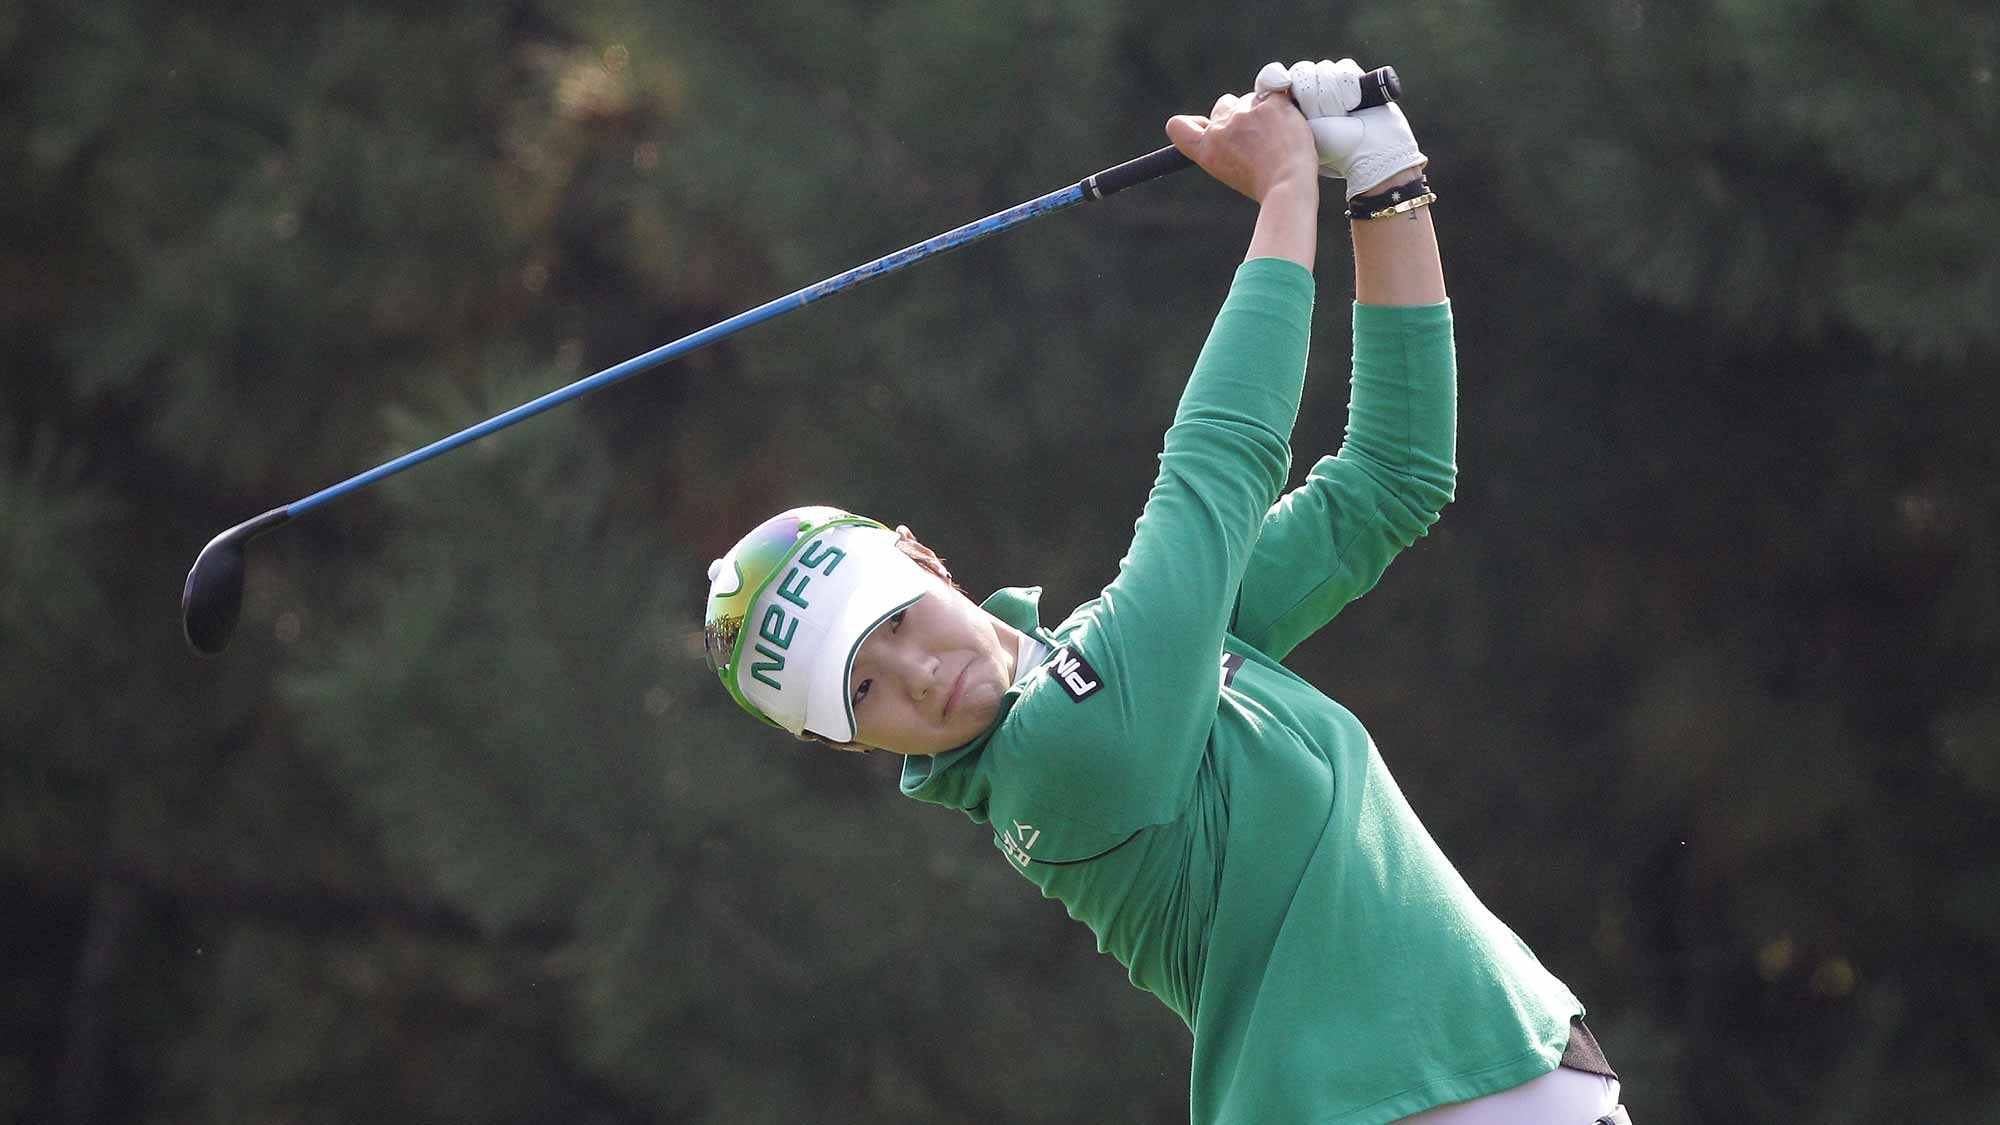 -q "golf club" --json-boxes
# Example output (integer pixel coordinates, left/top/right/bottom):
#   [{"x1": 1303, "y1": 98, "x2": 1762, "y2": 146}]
[{"x1": 182, "y1": 66, "x2": 1402, "y2": 654}]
